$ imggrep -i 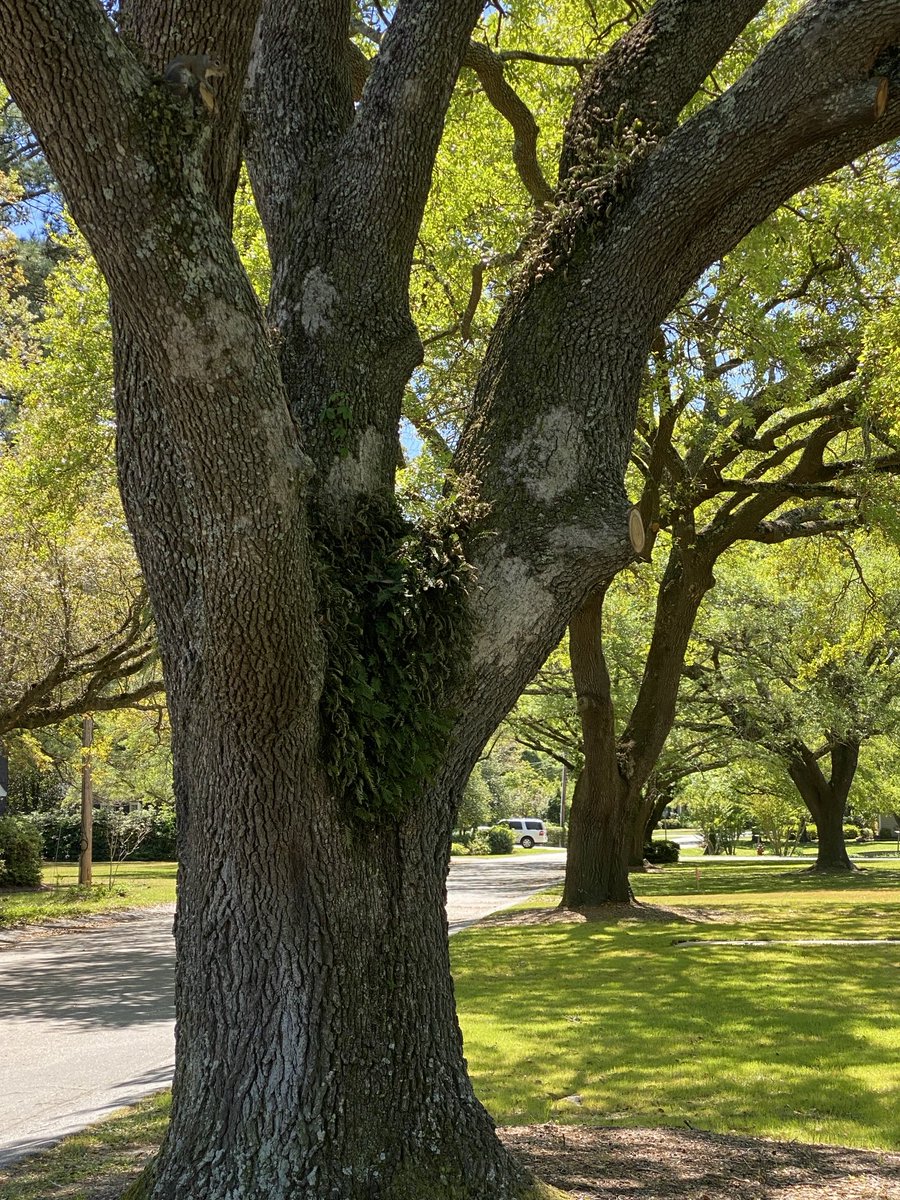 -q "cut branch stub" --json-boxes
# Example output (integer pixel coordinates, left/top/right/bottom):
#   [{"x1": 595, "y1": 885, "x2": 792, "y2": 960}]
[{"x1": 628, "y1": 506, "x2": 646, "y2": 554}]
